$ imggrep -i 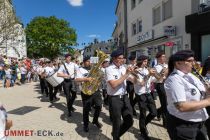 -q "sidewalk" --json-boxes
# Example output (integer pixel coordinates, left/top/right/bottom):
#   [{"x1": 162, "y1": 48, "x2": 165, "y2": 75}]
[{"x1": 0, "y1": 82, "x2": 169, "y2": 140}]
